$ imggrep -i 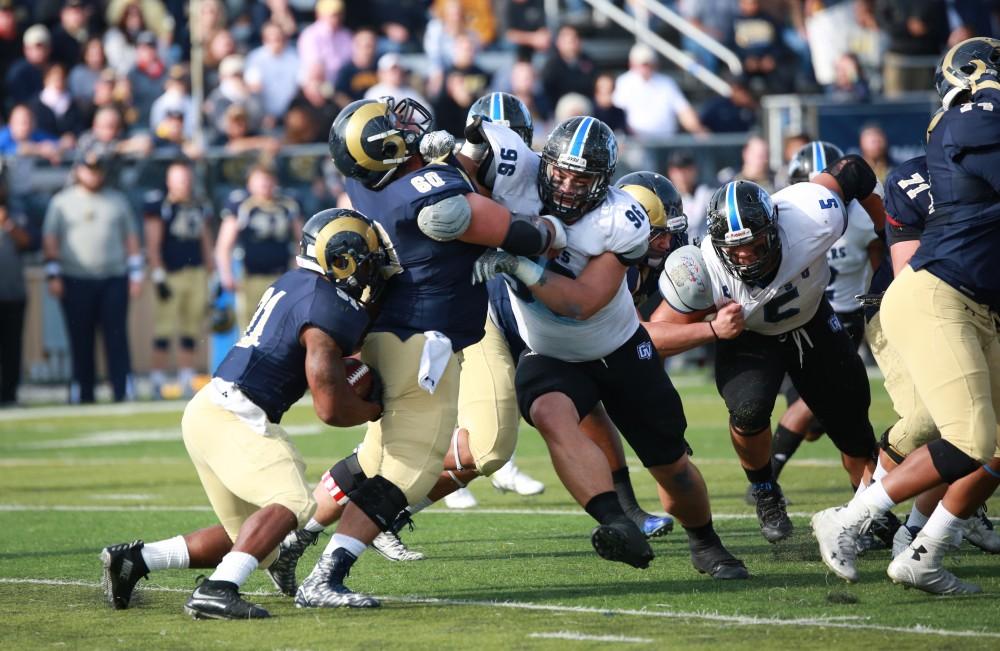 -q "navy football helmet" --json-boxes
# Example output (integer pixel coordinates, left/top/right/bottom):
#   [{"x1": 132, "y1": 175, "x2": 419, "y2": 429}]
[
  {"x1": 787, "y1": 141, "x2": 844, "y2": 185},
  {"x1": 467, "y1": 92, "x2": 534, "y2": 147},
  {"x1": 935, "y1": 37, "x2": 1000, "y2": 109},
  {"x1": 297, "y1": 208, "x2": 386, "y2": 303},
  {"x1": 707, "y1": 180, "x2": 780, "y2": 283},
  {"x1": 538, "y1": 116, "x2": 618, "y2": 223},
  {"x1": 329, "y1": 97, "x2": 433, "y2": 189}
]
